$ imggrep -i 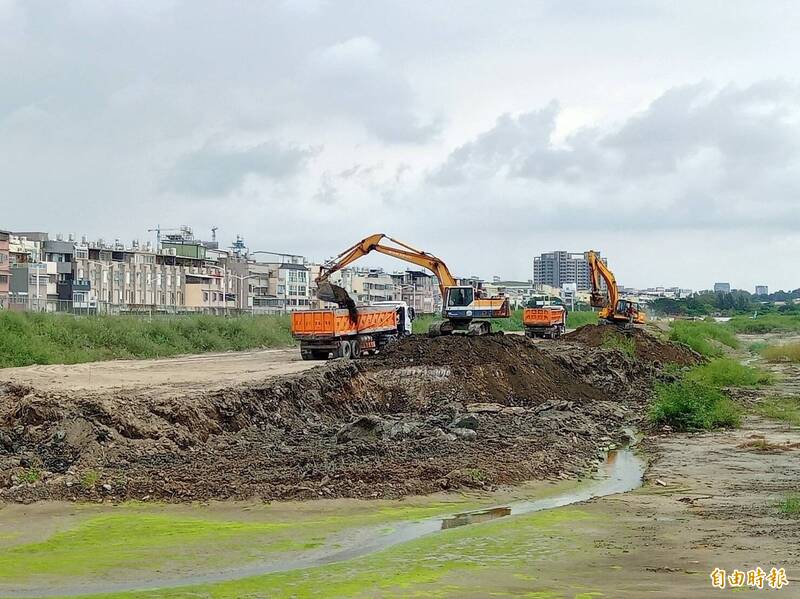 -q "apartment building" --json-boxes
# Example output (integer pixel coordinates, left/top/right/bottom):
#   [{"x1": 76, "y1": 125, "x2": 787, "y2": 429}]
[
  {"x1": 0, "y1": 230, "x2": 10, "y2": 309},
  {"x1": 390, "y1": 270, "x2": 439, "y2": 313},
  {"x1": 330, "y1": 268, "x2": 398, "y2": 304},
  {"x1": 533, "y1": 251, "x2": 597, "y2": 291}
]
